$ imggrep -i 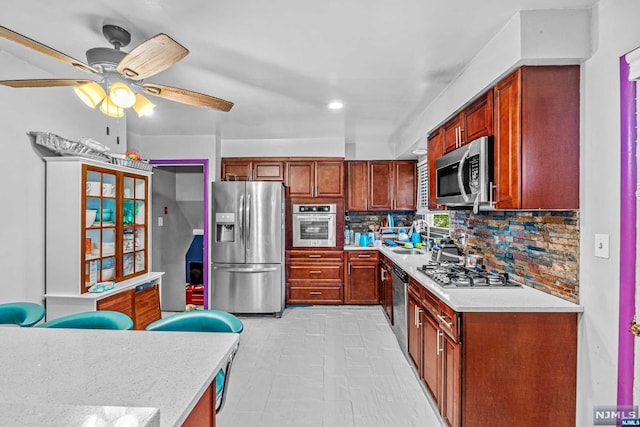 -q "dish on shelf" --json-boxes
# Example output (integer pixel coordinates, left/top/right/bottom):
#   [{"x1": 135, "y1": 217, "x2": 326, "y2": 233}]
[
  {"x1": 86, "y1": 181, "x2": 101, "y2": 196},
  {"x1": 85, "y1": 210, "x2": 97, "y2": 228}
]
